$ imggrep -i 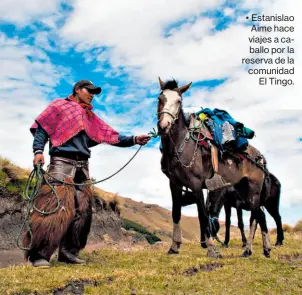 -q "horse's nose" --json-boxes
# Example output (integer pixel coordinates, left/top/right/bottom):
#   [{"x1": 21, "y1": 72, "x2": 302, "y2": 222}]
[
  {"x1": 157, "y1": 124, "x2": 165, "y2": 134},
  {"x1": 158, "y1": 120, "x2": 170, "y2": 132}
]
